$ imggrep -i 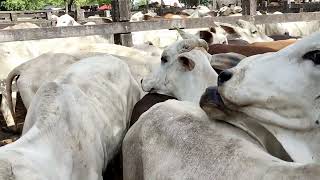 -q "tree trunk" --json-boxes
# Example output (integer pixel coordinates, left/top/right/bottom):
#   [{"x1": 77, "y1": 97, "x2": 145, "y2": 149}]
[
  {"x1": 65, "y1": 0, "x2": 69, "y2": 14},
  {"x1": 68, "y1": 0, "x2": 75, "y2": 12}
]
